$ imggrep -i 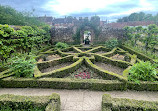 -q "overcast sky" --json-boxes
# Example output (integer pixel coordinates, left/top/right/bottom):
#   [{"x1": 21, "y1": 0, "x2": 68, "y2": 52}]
[{"x1": 0, "y1": 0, "x2": 158, "y2": 21}]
